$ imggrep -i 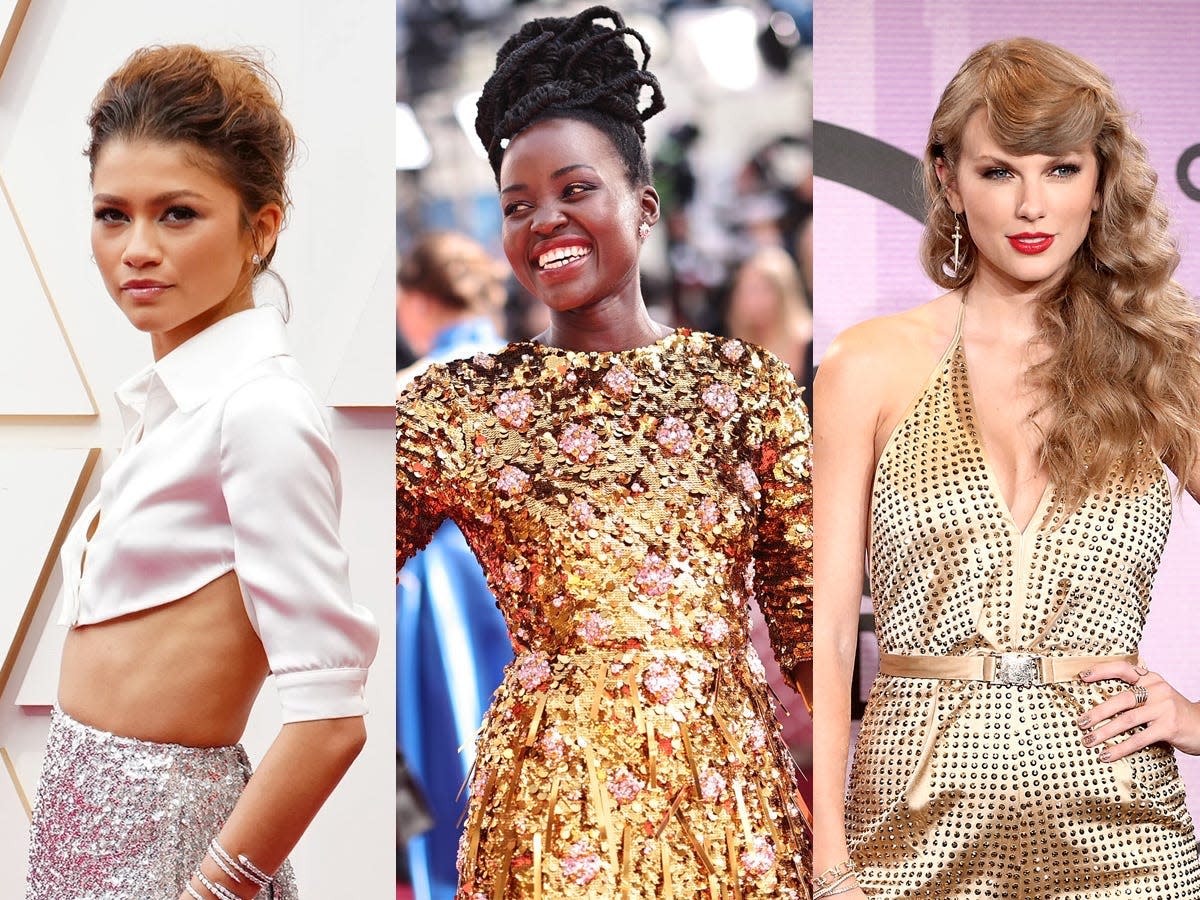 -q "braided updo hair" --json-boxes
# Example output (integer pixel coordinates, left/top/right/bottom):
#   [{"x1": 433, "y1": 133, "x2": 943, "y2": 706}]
[{"x1": 475, "y1": 5, "x2": 665, "y2": 185}]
